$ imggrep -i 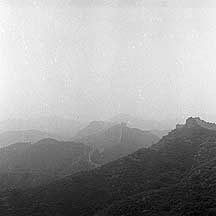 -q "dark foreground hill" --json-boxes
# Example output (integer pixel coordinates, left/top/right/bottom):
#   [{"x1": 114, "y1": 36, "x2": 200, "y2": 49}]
[
  {"x1": 2, "y1": 117, "x2": 216, "y2": 216},
  {"x1": 98, "y1": 156, "x2": 216, "y2": 216},
  {"x1": 0, "y1": 139, "x2": 94, "y2": 191}
]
